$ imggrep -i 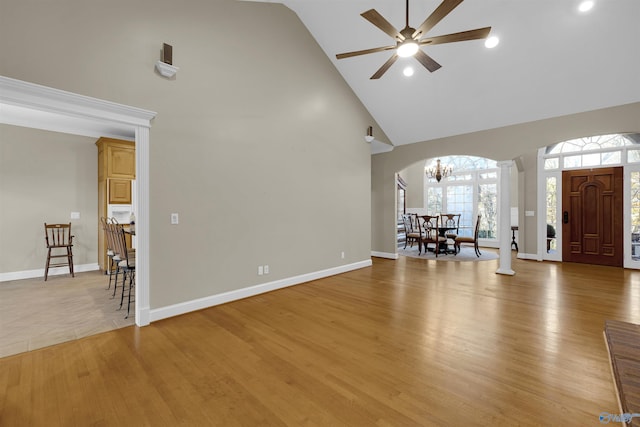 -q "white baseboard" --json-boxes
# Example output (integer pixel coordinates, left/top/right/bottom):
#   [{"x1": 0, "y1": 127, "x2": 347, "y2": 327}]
[
  {"x1": 149, "y1": 259, "x2": 373, "y2": 323},
  {"x1": 371, "y1": 251, "x2": 398, "y2": 259},
  {"x1": 0, "y1": 263, "x2": 100, "y2": 282},
  {"x1": 516, "y1": 252, "x2": 539, "y2": 261}
]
